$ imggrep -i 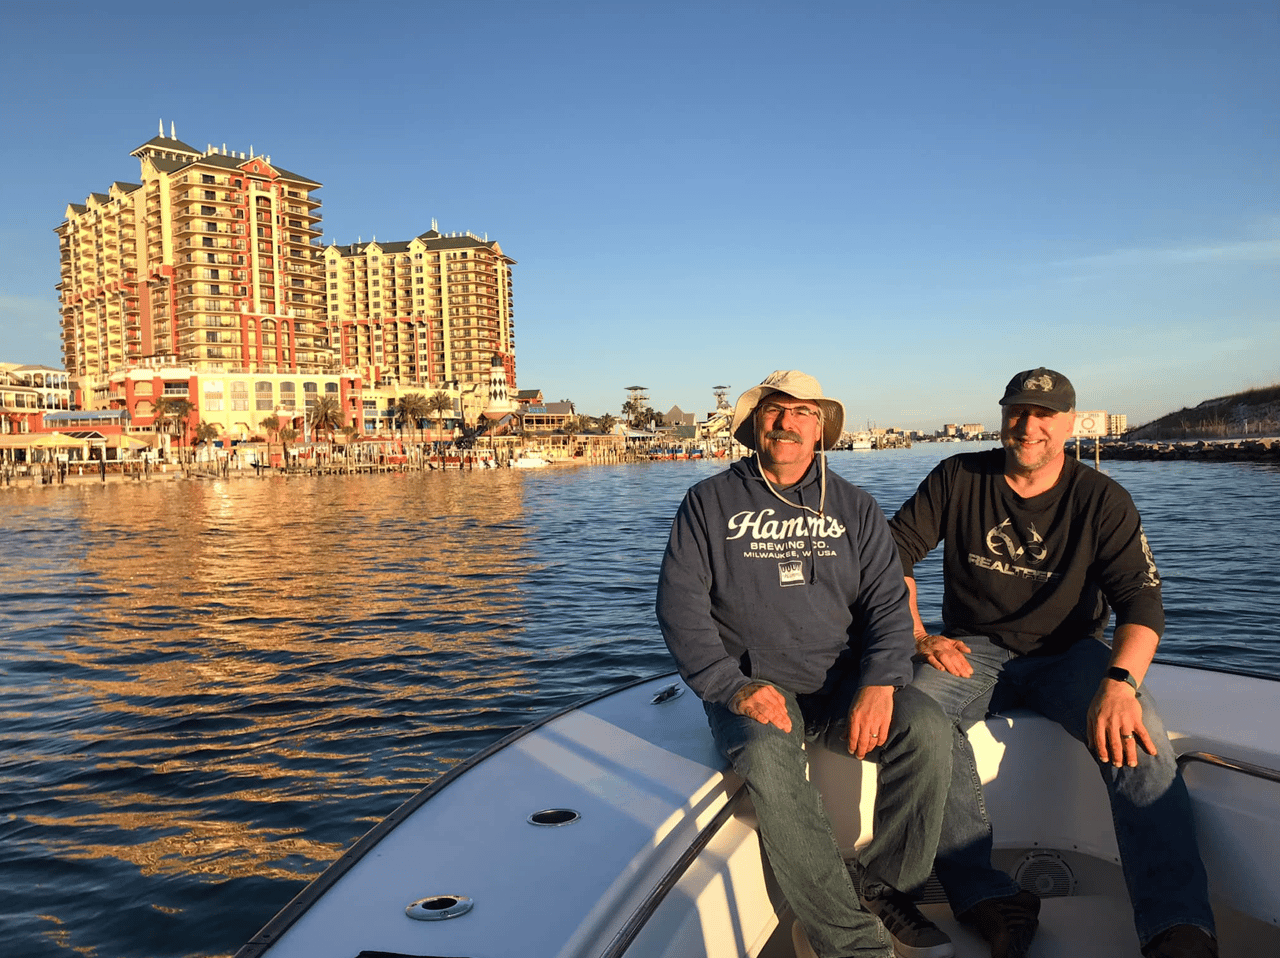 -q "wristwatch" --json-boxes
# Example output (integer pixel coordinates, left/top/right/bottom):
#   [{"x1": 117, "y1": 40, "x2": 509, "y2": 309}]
[{"x1": 1105, "y1": 666, "x2": 1139, "y2": 692}]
